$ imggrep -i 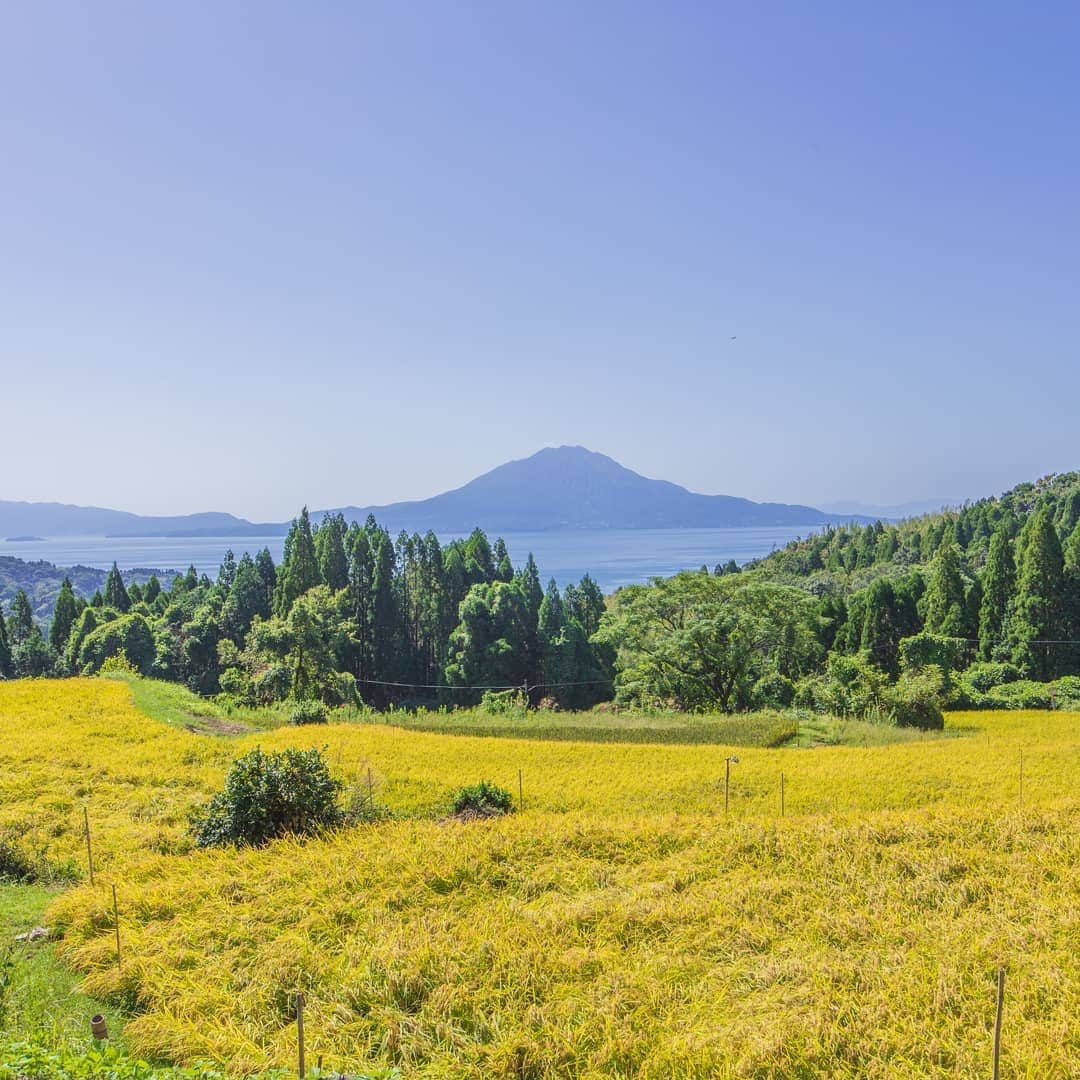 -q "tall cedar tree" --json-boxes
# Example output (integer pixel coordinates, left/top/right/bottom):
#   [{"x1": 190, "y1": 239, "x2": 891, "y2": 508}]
[
  {"x1": 50, "y1": 577, "x2": 78, "y2": 652},
  {"x1": 859, "y1": 578, "x2": 901, "y2": 676},
  {"x1": 275, "y1": 508, "x2": 321, "y2": 615},
  {"x1": 978, "y1": 528, "x2": 1016, "y2": 659},
  {"x1": 1011, "y1": 506, "x2": 1065, "y2": 679},
  {"x1": 923, "y1": 544, "x2": 968, "y2": 636},
  {"x1": 0, "y1": 605, "x2": 12, "y2": 676},
  {"x1": 104, "y1": 563, "x2": 131, "y2": 612},
  {"x1": 315, "y1": 513, "x2": 349, "y2": 592},
  {"x1": 144, "y1": 575, "x2": 162, "y2": 605},
  {"x1": 8, "y1": 589, "x2": 36, "y2": 644},
  {"x1": 493, "y1": 538, "x2": 514, "y2": 583}
]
